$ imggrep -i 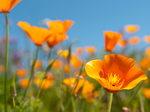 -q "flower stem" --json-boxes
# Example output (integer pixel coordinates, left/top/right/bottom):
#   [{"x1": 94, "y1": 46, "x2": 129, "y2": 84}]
[
  {"x1": 108, "y1": 93, "x2": 113, "y2": 112},
  {"x1": 12, "y1": 97, "x2": 16, "y2": 112},
  {"x1": 22, "y1": 46, "x2": 40, "y2": 100},
  {"x1": 4, "y1": 13, "x2": 9, "y2": 112}
]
